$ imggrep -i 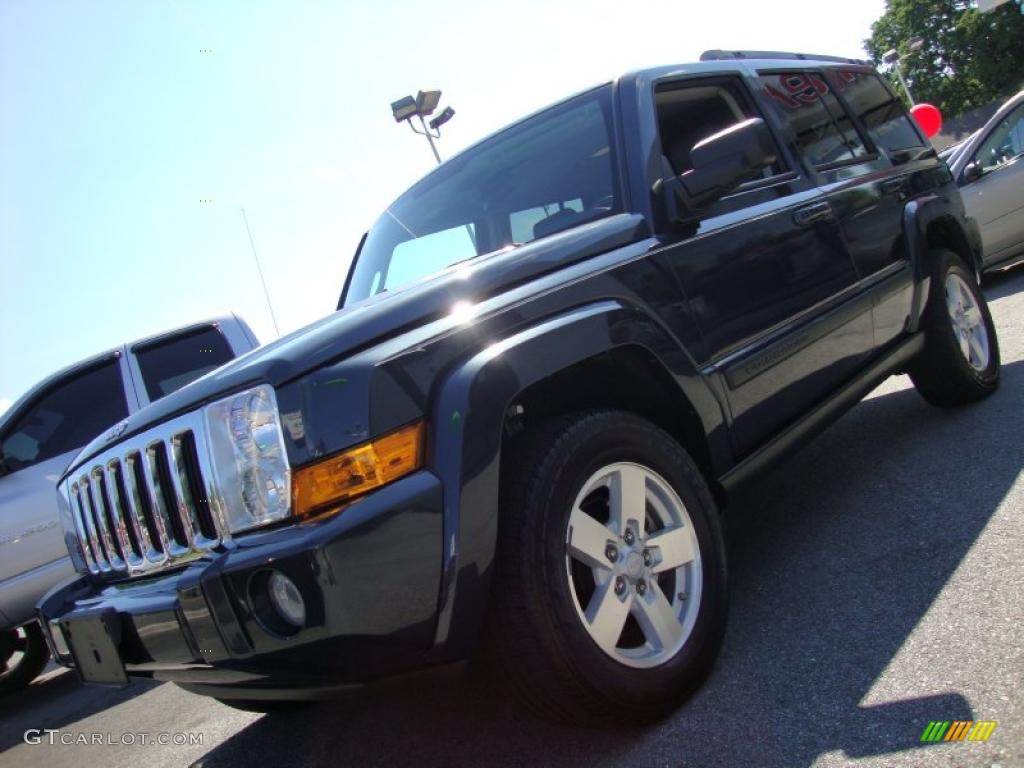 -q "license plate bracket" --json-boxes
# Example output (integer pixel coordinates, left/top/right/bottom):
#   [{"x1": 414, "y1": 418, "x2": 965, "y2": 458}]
[{"x1": 62, "y1": 610, "x2": 128, "y2": 686}]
